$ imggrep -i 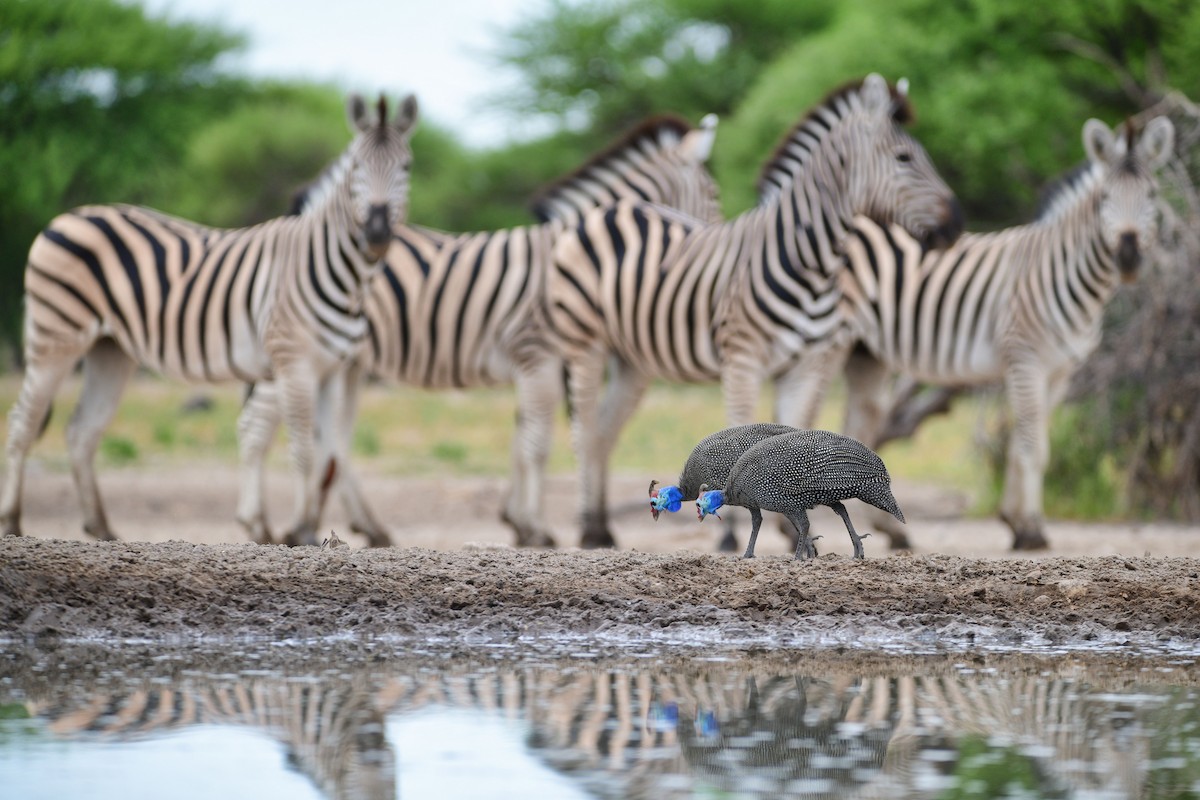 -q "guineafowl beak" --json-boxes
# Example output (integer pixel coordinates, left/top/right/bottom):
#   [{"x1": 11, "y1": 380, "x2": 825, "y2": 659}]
[
  {"x1": 696, "y1": 490, "x2": 724, "y2": 522},
  {"x1": 649, "y1": 480, "x2": 661, "y2": 521}
]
